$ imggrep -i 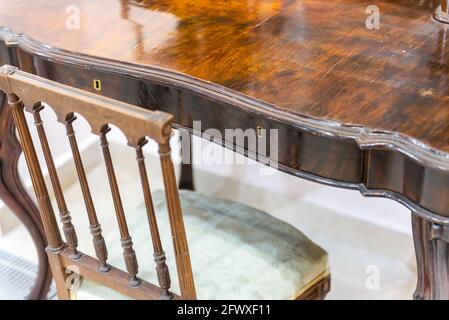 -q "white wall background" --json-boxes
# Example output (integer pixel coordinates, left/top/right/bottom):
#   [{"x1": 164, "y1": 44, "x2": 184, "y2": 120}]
[{"x1": 17, "y1": 105, "x2": 95, "y2": 184}]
